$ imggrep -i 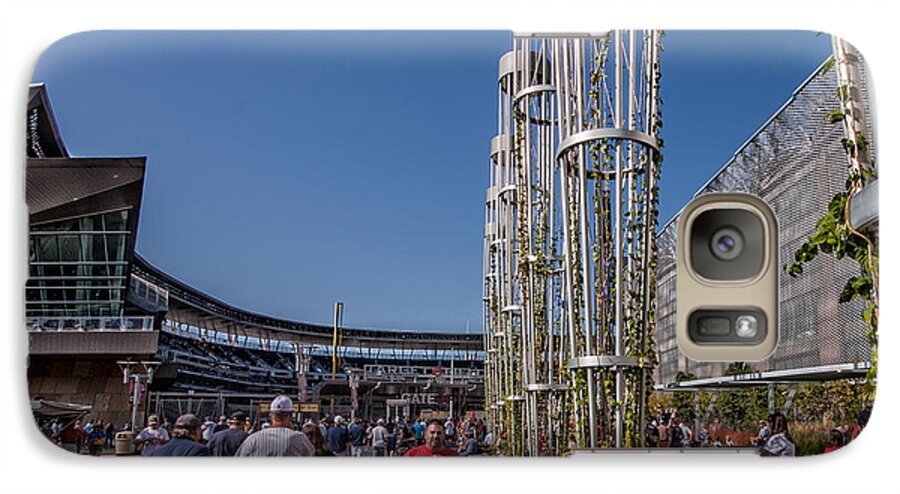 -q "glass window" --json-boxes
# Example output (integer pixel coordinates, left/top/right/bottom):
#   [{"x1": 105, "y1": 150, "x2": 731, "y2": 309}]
[
  {"x1": 110, "y1": 265, "x2": 125, "y2": 278},
  {"x1": 106, "y1": 234, "x2": 125, "y2": 261},
  {"x1": 27, "y1": 209, "x2": 133, "y2": 318},
  {"x1": 58, "y1": 235, "x2": 80, "y2": 262},
  {"x1": 62, "y1": 264, "x2": 77, "y2": 278},
  {"x1": 47, "y1": 287, "x2": 63, "y2": 301},
  {"x1": 44, "y1": 265, "x2": 63, "y2": 278},
  {"x1": 37, "y1": 236, "x2": 59, "y2": 262},
  {"x1": 81, "y1": 234, "x2": 102, "y2": 262},
  {"x1": 104, "y1": 210, "x2": 128, "y2": 232},
  {"x1": 79, "y1": 215, "x2": 97, "y2": 231}
]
